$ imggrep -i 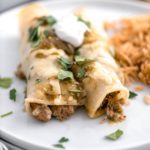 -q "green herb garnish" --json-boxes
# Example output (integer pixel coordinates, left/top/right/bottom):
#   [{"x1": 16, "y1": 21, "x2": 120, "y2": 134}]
[
  {"x1": 32, "y1": 40, "x2": 40, "y2": 48},
  {"x1": 75, "y1": 55, "x2": 85, "y2": 63},
  {"x1": 0, "y1": 111, "x2": 13, "y2": 118},
  {"x1": 58, "y1": 57, "x2": 72, "y2": 70},
  {"x1": 106, "y1": 129, "x2": 123, "y2": 141},
  {"x1": 28, "y1": 26, "x2": 39, "y2": 43},
  {"x1": 44, "y1": 30, "x2": 49, "y2": 38},
  {"x1": 78, "y1": 17, "x2": 91, "y2": 28},
  {"x1": 35, "y1": 79, "x2": 41, "y2": 84},
  {"x1": 75, "y1": 55, "x2": 95, "y2": 65},
  {"x1": 129, "y1": 91, "x2": 137, "y2": 99},
  {"x1": 46, "y1": 16, "x2": 57, "y2": 25},
  {"x1": 28, "y1": 15, "x2": 56, "y2": 48},
  {"x1": 53, "y1": 143, "x2": 65, "y2": 149},
  {"x1": 59, "y1": 137, "x2": 69, "y2": 143},
  {"x1": 58, "y1": 70, "x2": 74, "y2": 81},
  {"x1": 0, "y1": 77, "x2": 12, "y2": 88},
  {"x1": 77, "y1": 68, "x2": 85, "y2": 78},
  {"x1": 39, "y1": 16, "x2": 57, "y2": 26},
  {"x1": 69, "y1": 89, "x2": 82, "y2": 93},
  {"x1": 53, "y1": 137, "x2": 69, "y2": 149},
  {"x1": 28, "y1": 26, "x2": 41, "y2": 48},
  {"x1": 75, "y1": 49, "x2": 80, "y2": 56},
  {"x1": 9, "y1": 88, "x2": 17, "y2": 102}
]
